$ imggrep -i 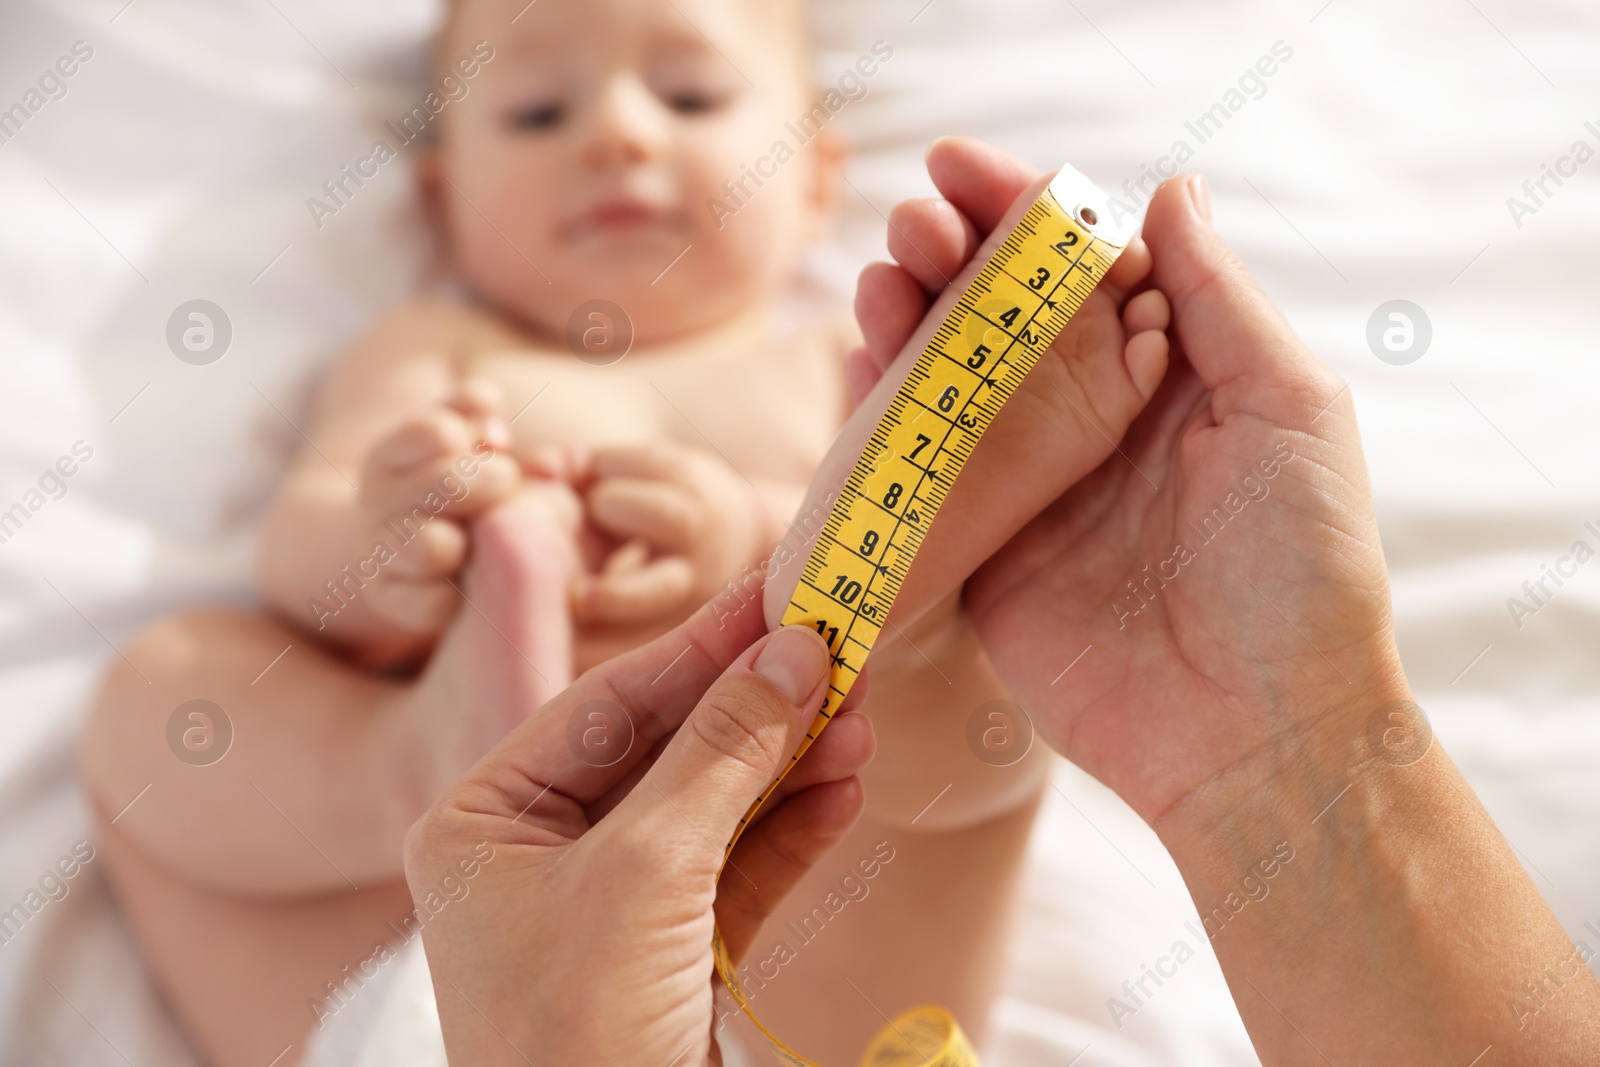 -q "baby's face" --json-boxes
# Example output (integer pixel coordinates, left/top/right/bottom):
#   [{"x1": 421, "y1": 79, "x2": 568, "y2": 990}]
[{"x1": 436, "y1": 0, "x2": 833, "y2": 346}]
